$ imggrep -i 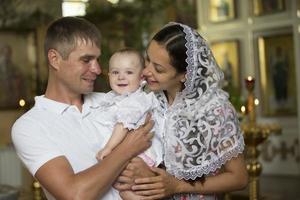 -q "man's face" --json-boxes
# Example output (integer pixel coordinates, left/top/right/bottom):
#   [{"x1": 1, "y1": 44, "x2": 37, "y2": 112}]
[
  {"x1": 57, "y1": 39, "x2": 101, "y2": 96},
  {"x1": 108, "y1": 53, "x2": 142, "y2": 95}
]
